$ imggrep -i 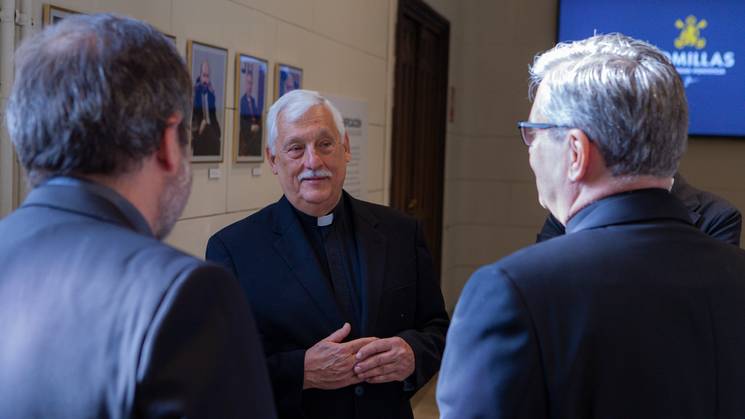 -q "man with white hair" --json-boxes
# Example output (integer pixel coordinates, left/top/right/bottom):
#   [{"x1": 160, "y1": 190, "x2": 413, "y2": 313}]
[
  {"x1": 207, "y1": 90, "x2": 449, "y2": 419},
  {"x1": 437, "y1": 33, "x2": 745, "y2": 418}
]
